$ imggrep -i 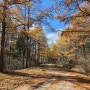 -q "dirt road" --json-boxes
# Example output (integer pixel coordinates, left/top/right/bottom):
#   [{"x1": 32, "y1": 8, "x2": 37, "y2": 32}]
[{"x1": 14, "y1": 65, "x2": 90, "y2": 90}]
